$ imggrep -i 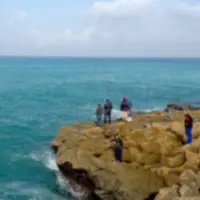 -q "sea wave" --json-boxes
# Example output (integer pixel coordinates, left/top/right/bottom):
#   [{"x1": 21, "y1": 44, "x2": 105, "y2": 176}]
[
  {"x1": 30, "y1": 150, "x2": 88, "y2": 200},
  {"x1": 0, "y1": 181, "x2": 66, "y2": 200}
]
